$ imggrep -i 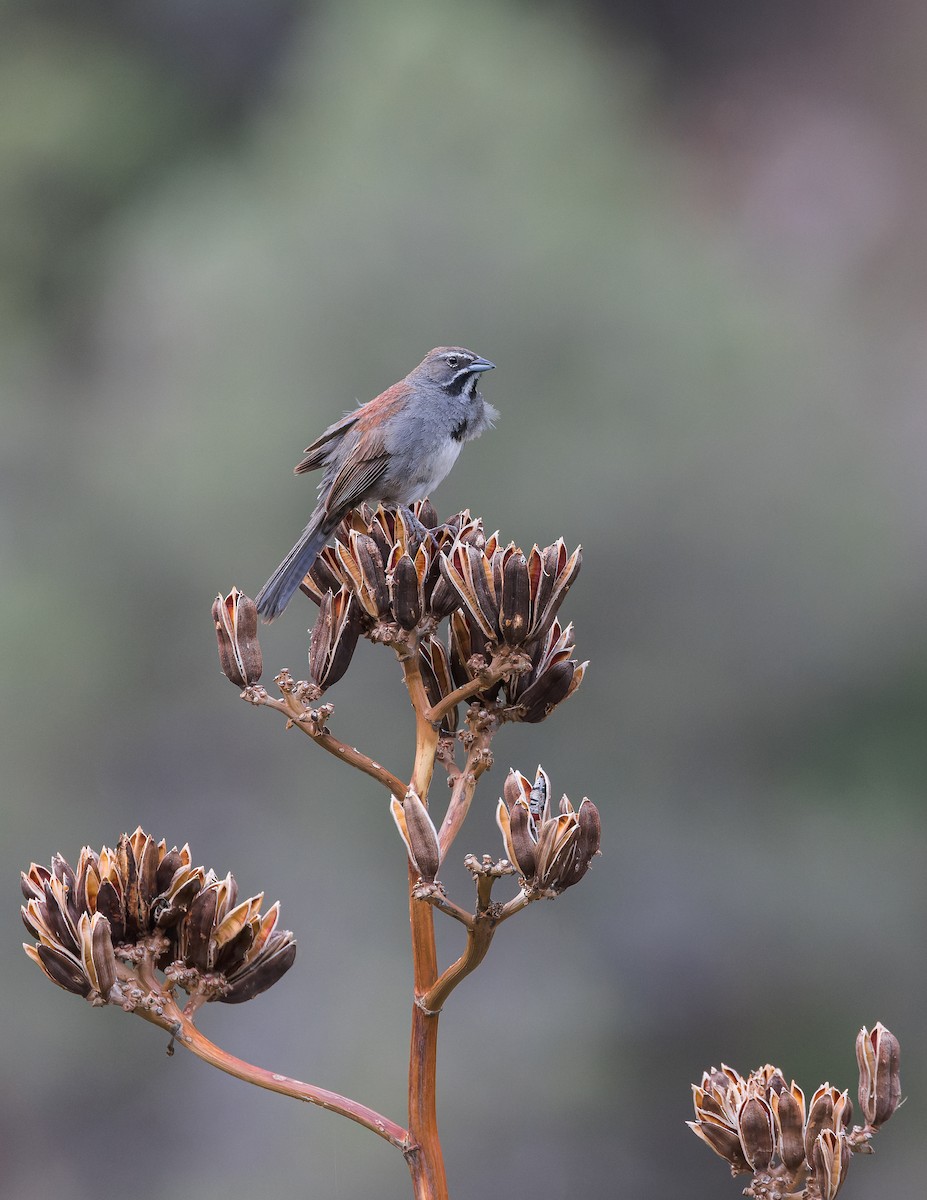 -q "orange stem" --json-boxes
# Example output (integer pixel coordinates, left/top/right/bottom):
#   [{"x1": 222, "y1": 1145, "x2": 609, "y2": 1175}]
[
  {"x1": 402, "y1": 654, "x2": 449, "y2": 1200},
  {"x1": 130, "y1": 994, "x2": 408, "y2": 1148}
]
